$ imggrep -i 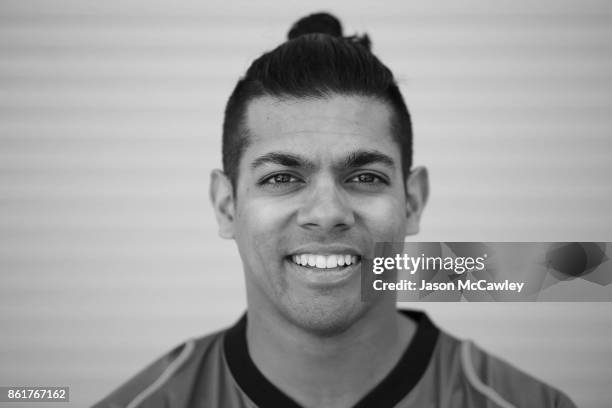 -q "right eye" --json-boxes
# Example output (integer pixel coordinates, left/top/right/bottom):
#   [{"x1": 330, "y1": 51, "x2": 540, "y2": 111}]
[{"x1": 262, "y1": 173, "x2": 300, "y2": 185}]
